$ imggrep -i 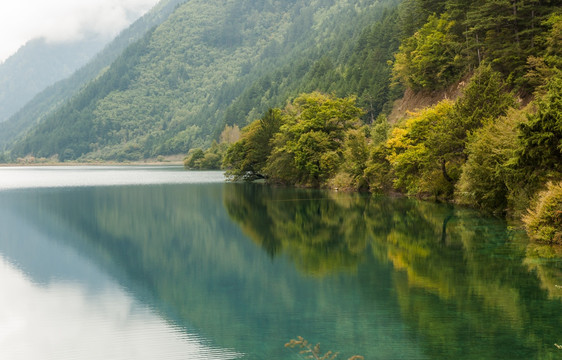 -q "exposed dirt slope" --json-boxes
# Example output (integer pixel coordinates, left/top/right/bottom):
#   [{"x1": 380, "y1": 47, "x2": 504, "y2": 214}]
[{"x1": 388, "y1": 76, "x2": 470, "y2": 124}]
